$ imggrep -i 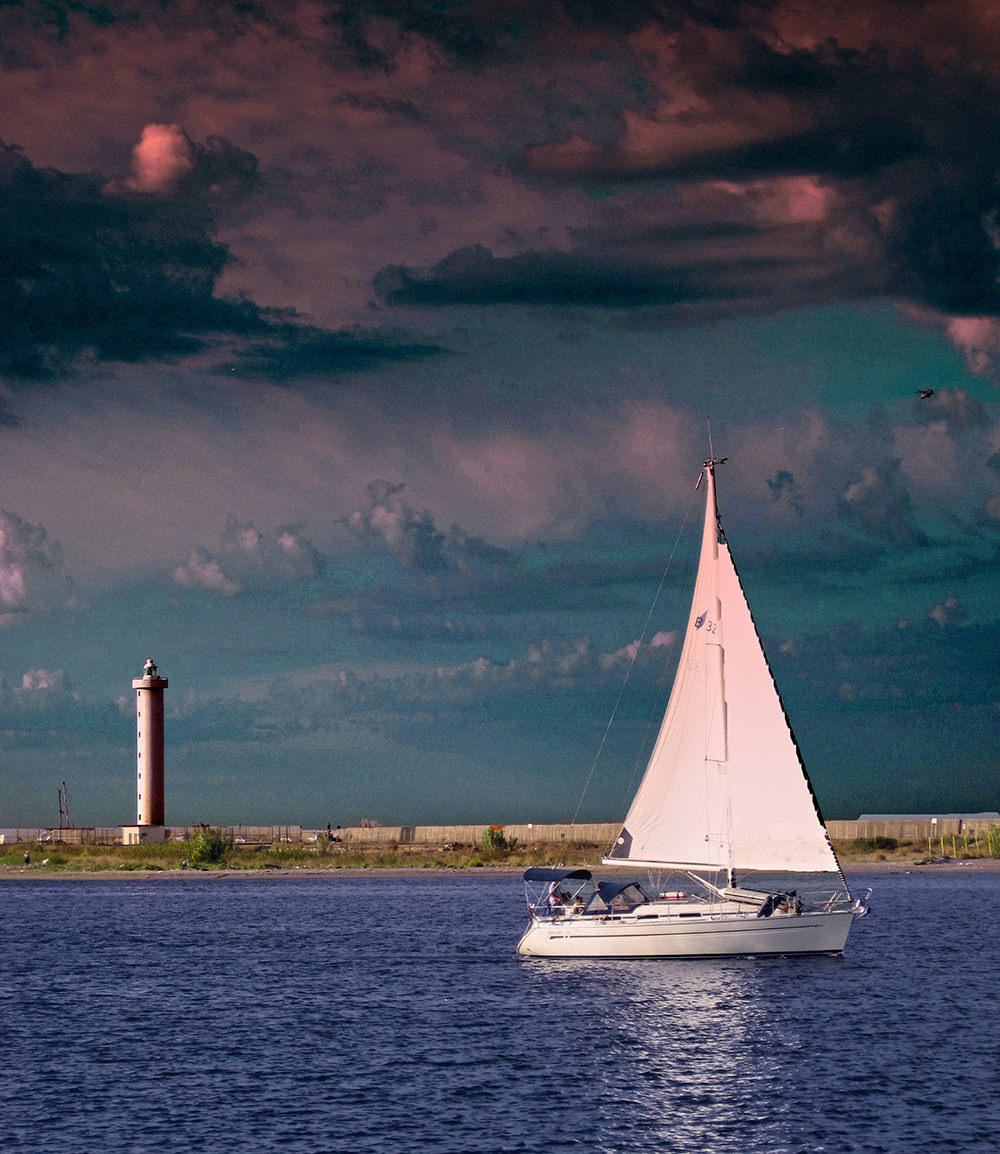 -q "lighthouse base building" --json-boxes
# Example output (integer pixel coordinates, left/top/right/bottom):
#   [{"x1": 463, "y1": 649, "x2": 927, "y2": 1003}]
[
  {"x1": 122, "y1": 658, "x2": 169, "y2": 846},
  {"x1": 122, "y1": 825, "x2": 167, "y2": 845}
]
